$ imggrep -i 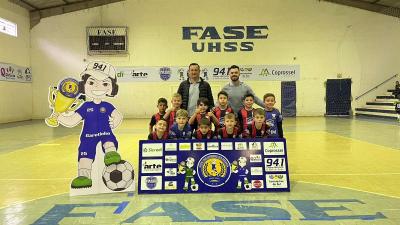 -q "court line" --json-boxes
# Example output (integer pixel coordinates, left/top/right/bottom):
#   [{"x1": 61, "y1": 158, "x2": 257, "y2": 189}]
[
  {"x1": 297, "y1": 181, "x2": 400, "y2": 200},
  {"x1": 0, "y1": 192, "x2": 68, "y2": 210},
  {"x1": 0, "y1": 178, "x2": 71, "y2": 181}
]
